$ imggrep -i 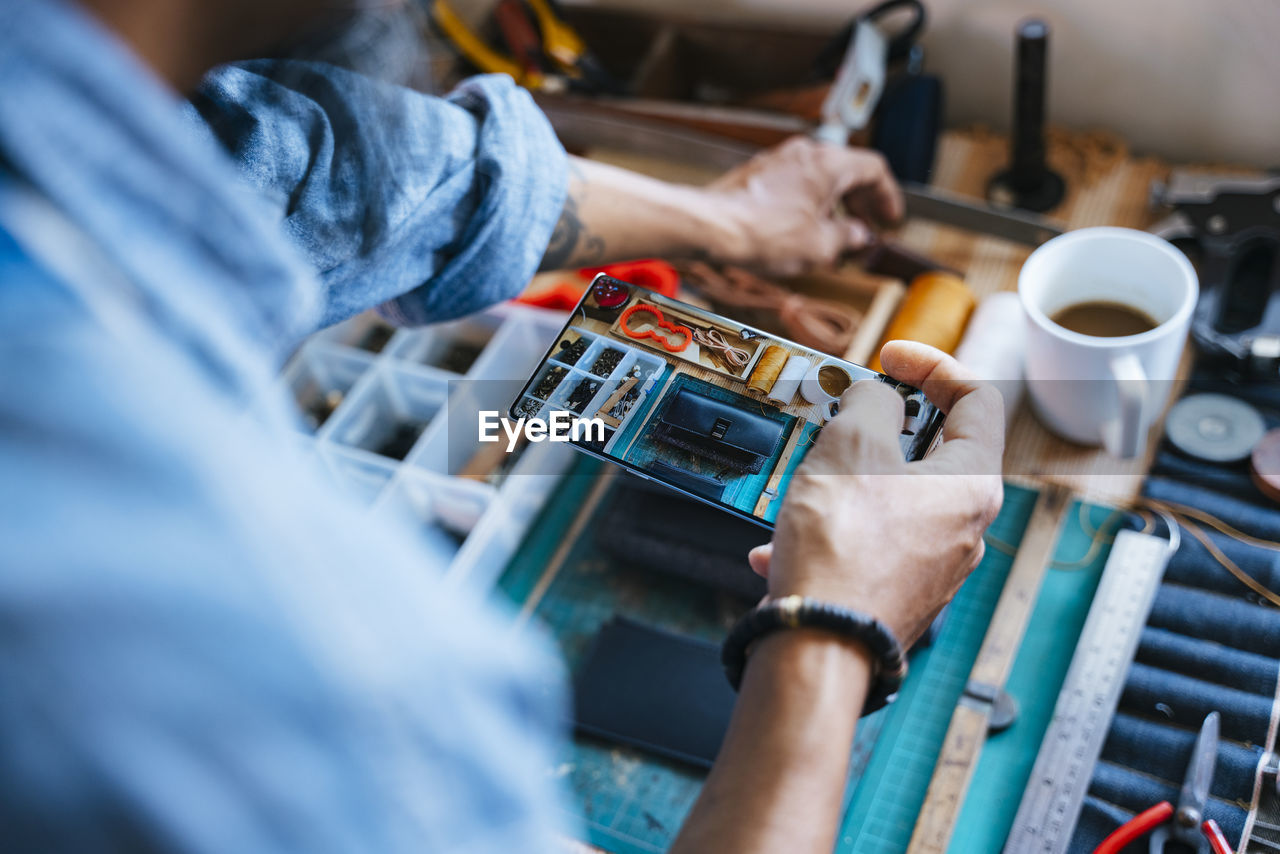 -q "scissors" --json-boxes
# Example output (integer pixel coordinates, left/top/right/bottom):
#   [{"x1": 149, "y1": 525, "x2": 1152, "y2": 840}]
[{"x1": 1093, "y1": 712, "x2": 1232, "y2": 854}]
